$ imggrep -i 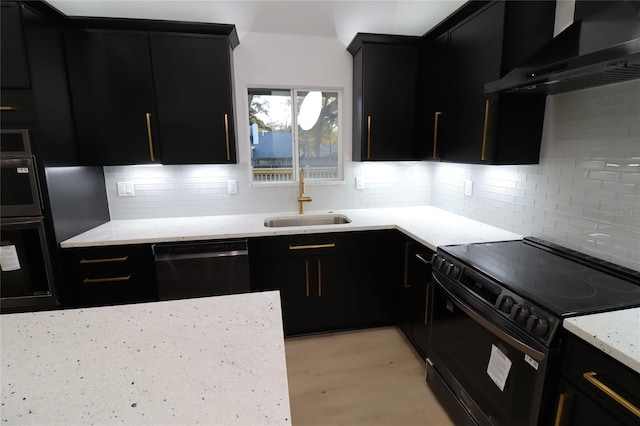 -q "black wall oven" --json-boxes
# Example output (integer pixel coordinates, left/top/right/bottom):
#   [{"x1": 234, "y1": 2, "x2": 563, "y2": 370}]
[
  {"x1": 1, "y1": 129, "x2": 57, "y2": 311},
  {"x1": 427, "y1": 238, "x2": 640, "y2": 426}
]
